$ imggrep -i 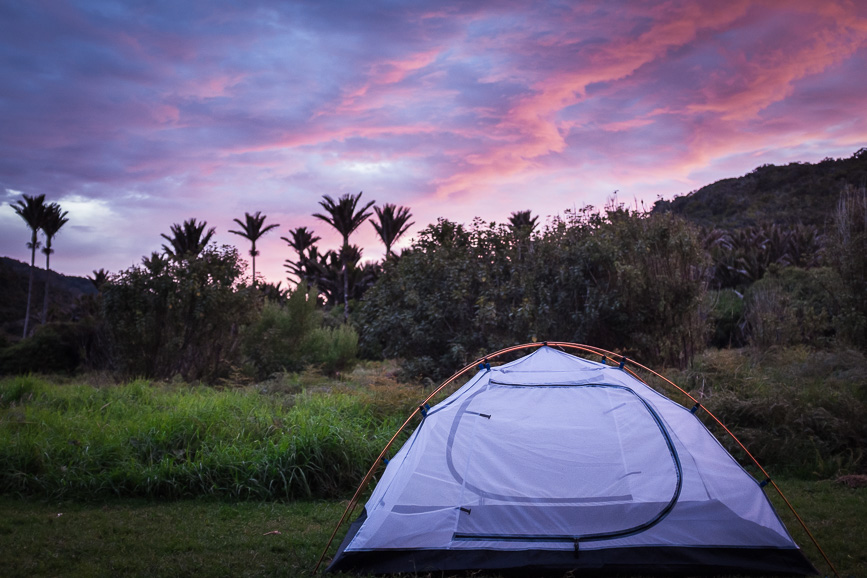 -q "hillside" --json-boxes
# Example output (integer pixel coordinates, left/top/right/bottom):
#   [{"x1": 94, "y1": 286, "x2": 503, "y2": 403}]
[
  {"x1": 652, "y1": 148, "x2": 867, "y2": 229},
  {"x1": 0, "y1": 256, "x2": 97, "y2": 340}
]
